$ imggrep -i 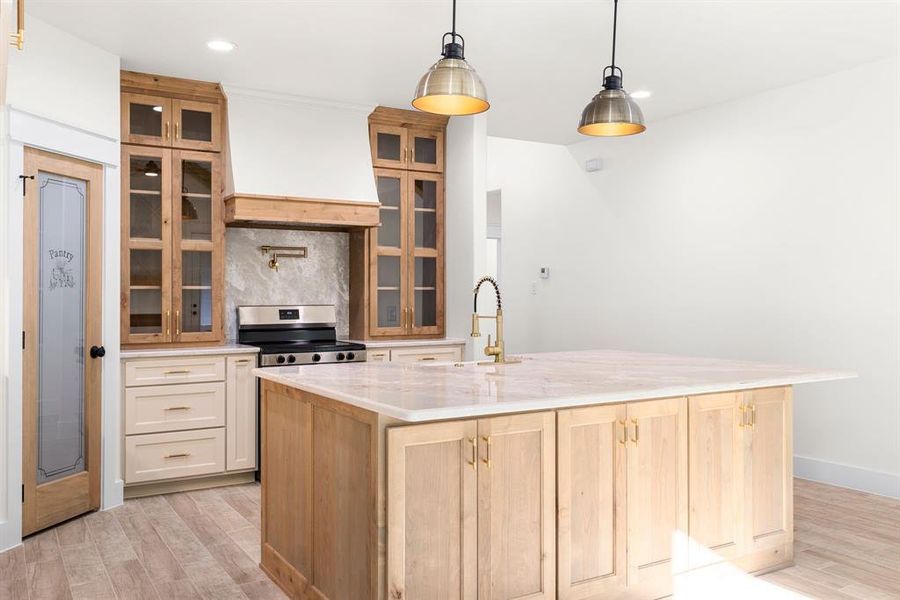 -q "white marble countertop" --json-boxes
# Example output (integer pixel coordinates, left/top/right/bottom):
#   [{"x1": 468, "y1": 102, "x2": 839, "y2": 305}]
[
  {"x1": 346, "y1": 337, "x2": 467, "y2": 349},
  {"x1": 121, "y1": 344, "x2": 259, "y2": 359},
  {"x1": 253, "y1": 349, "x2": 856, "y2": 422}
]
